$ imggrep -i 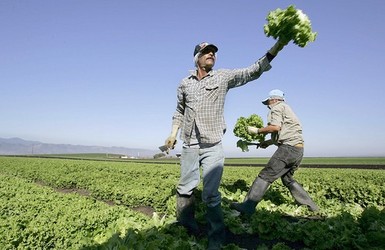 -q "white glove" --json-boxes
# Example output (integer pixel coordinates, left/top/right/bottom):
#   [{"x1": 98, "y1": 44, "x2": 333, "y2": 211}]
[{"x1": 247, "y1": 126, "x2": 259, "y2": 135}]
